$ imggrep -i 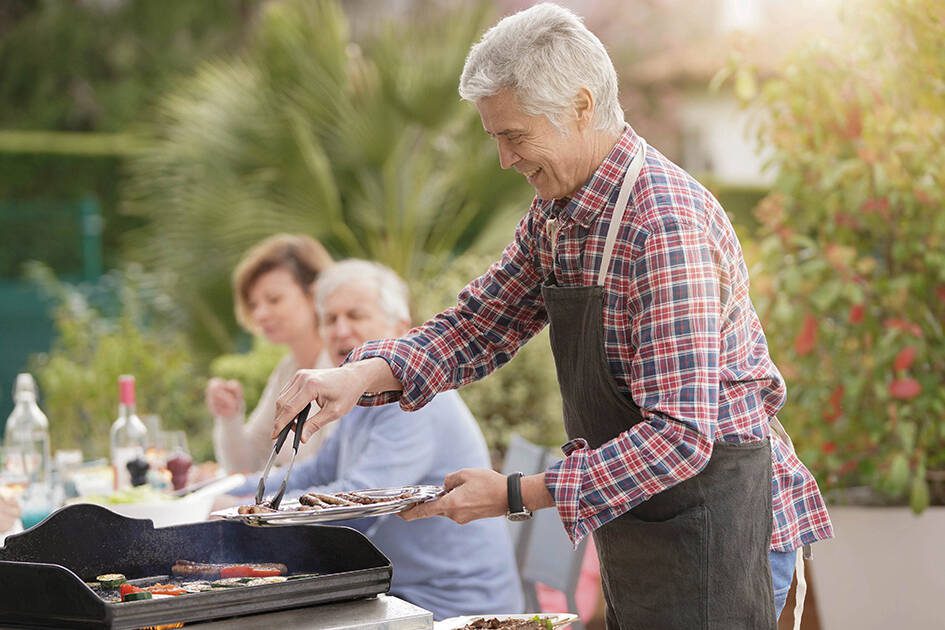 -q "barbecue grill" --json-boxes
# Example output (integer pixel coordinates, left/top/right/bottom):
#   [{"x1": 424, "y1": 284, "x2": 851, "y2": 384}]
[{"x1": 0, "y1": 503, "x2": 393, "y2": 629}]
